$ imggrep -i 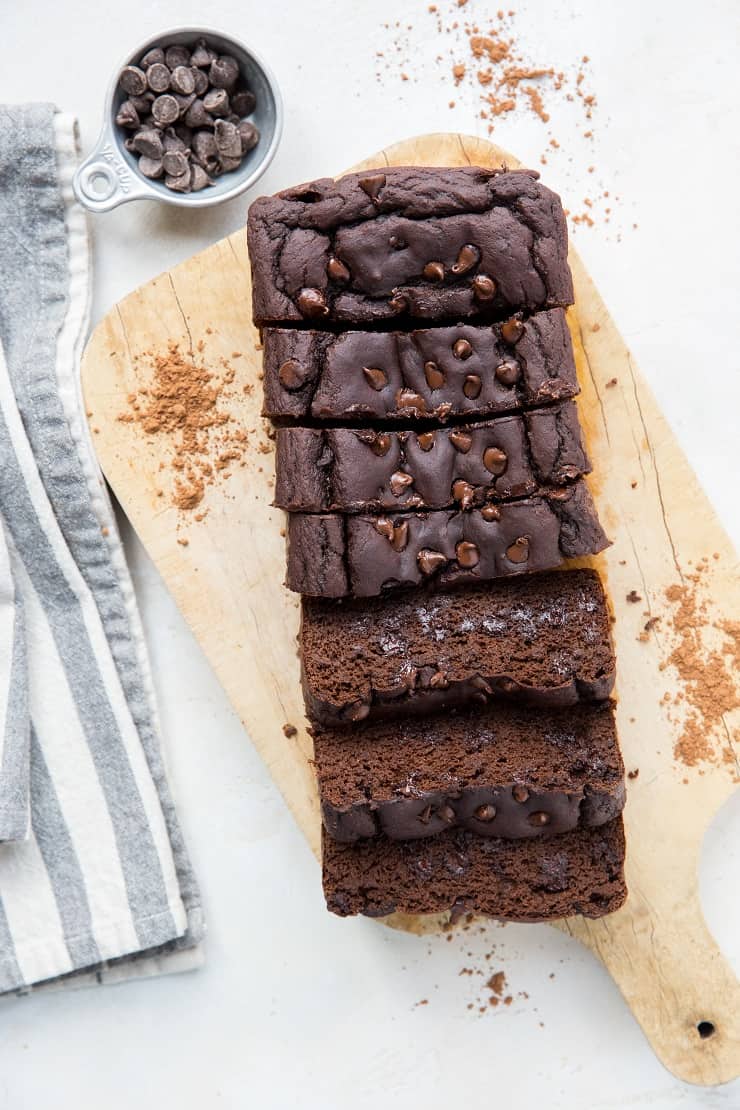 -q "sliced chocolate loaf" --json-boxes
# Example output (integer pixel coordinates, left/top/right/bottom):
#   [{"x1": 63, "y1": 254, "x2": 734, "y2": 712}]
[
  {"x1": 247, "y1": 167, "x2": 573, "y2": 326},
  {"x1": 262, "y1": 310, "x2": 577, "y2": 423},
  {"x1": 323, "y1": 817, "x2": 626, "y2": 920},
  {"x1": 275, "y1": 401, "x2": 589, "y2": 513},
  {"x1": 315, "y1": 701, "x2": 624, "y2": 842},
  {"x1": 301, "y1": 568, "x2": 615, "y2": 724},
  {"x1": 286, "y1": 481, "x2": 608, "y2": 598}
]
